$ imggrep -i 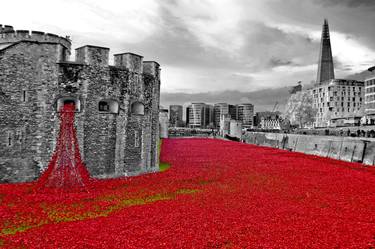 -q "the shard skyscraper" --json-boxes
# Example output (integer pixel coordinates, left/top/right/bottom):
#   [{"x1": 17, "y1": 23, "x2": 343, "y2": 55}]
[{"x1": 316, "y1": 19, "x2": 335, "y2": 84}]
